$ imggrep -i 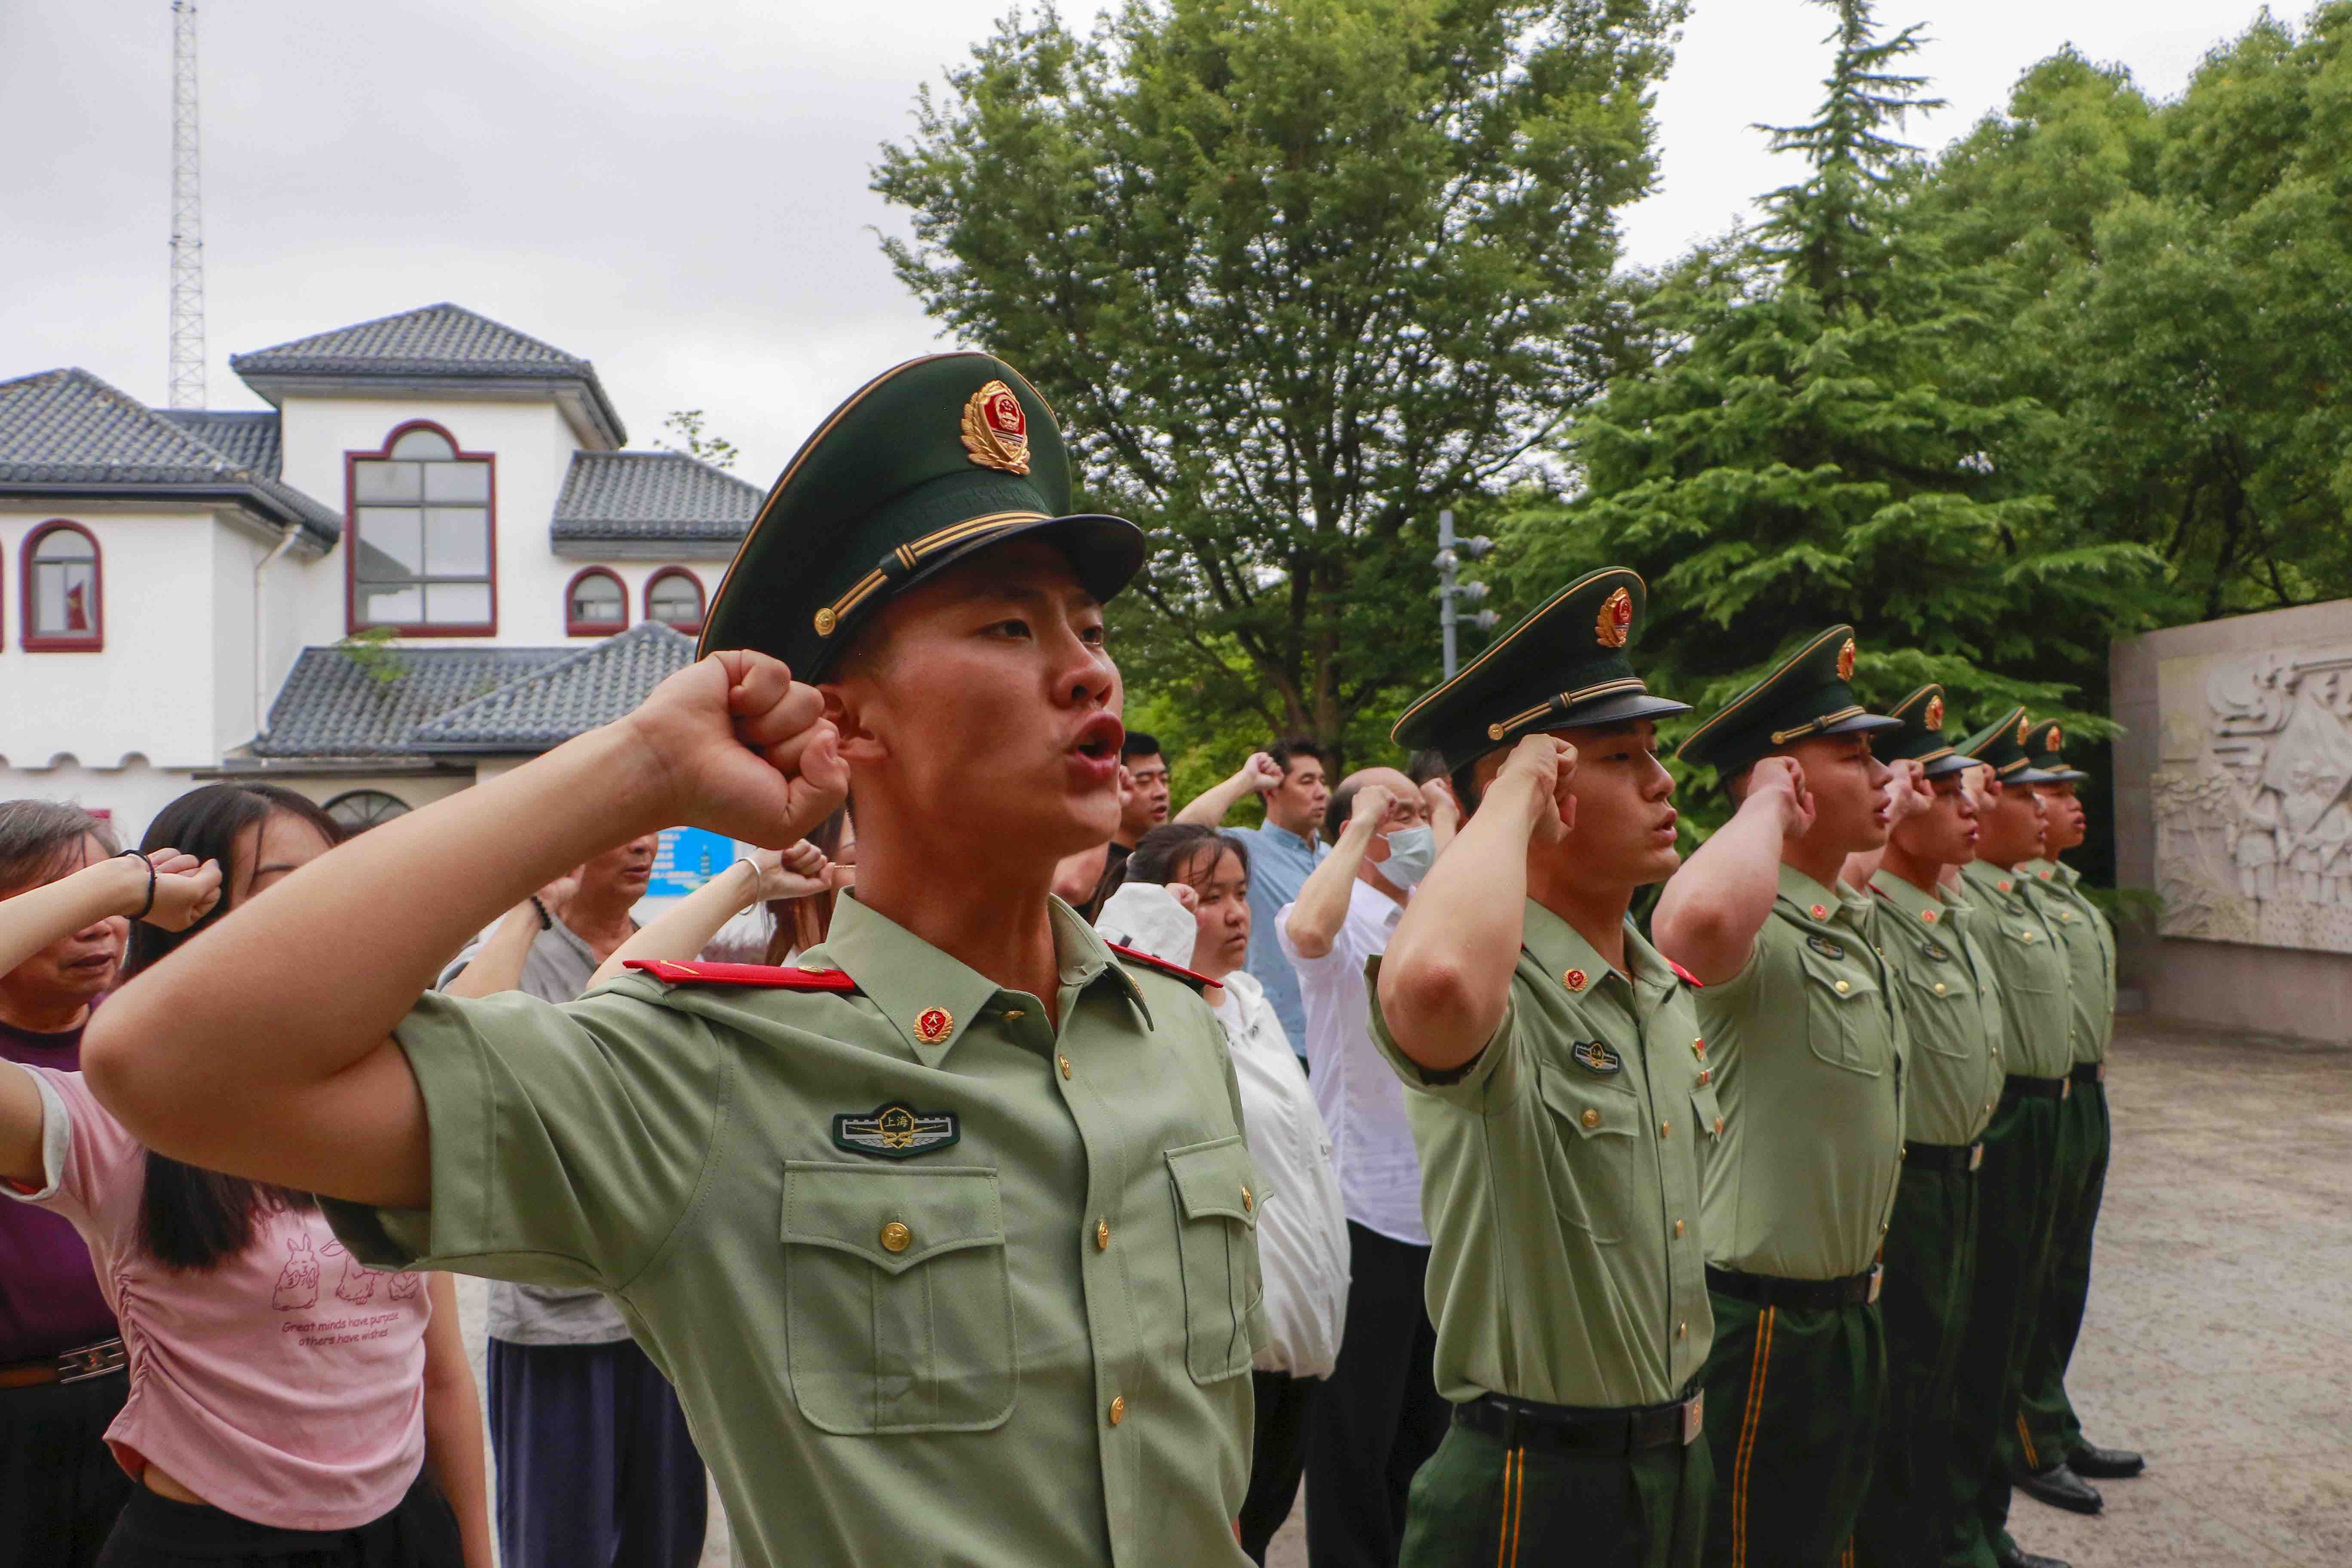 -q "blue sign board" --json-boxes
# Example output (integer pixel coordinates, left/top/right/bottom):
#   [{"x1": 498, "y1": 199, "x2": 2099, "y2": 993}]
[{"x1": 647, "y1": 827, "x2": 738, "y2": 900}]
